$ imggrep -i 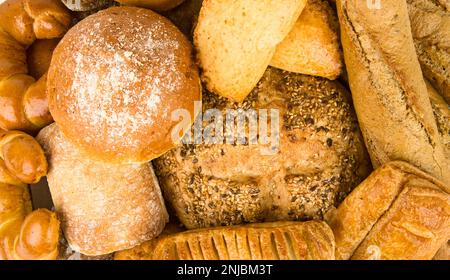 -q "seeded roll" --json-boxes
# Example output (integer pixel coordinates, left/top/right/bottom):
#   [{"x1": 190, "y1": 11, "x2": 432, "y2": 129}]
[{"x1": 154, "y1": 67, "x2": 371, "y2": 229}]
